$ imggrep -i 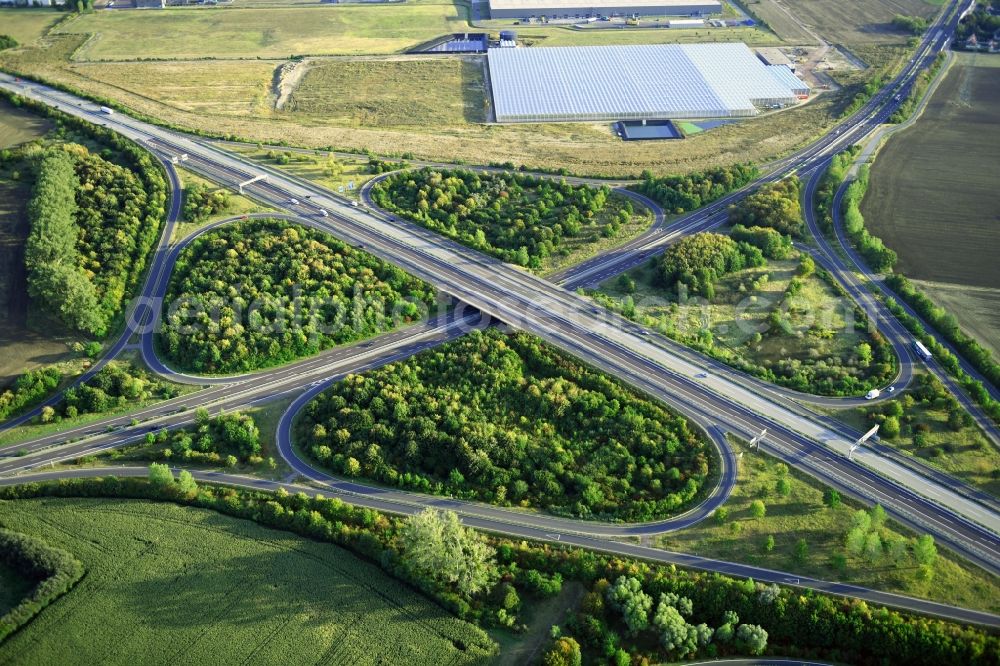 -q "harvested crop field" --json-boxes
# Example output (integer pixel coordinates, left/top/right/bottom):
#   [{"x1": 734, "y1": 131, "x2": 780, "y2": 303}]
[
  {"x1": 0, "y1": 98, "x2": 51, "y2": 149},
  {"x1": 862, "y1": 54, "x2": 1000, "y2": 291},
  {"x1": 286, "y1": 57, "x2": 485, "y2": 126},
  {"x1": 751, "y1": 0, "x2": 940, "y2": 45},
  {"x1": 59, "y1": 4, "x2": 469, "y2": 60},
  {"x1": 911, "y1": 279, "x2": 1000, "y2": 360},
  {"x1": 67, "y1": 60, "x2": 278, "y2": 116},
  {"x1": 0, "y1": 498, "x2": 495, "y2": 664}
]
